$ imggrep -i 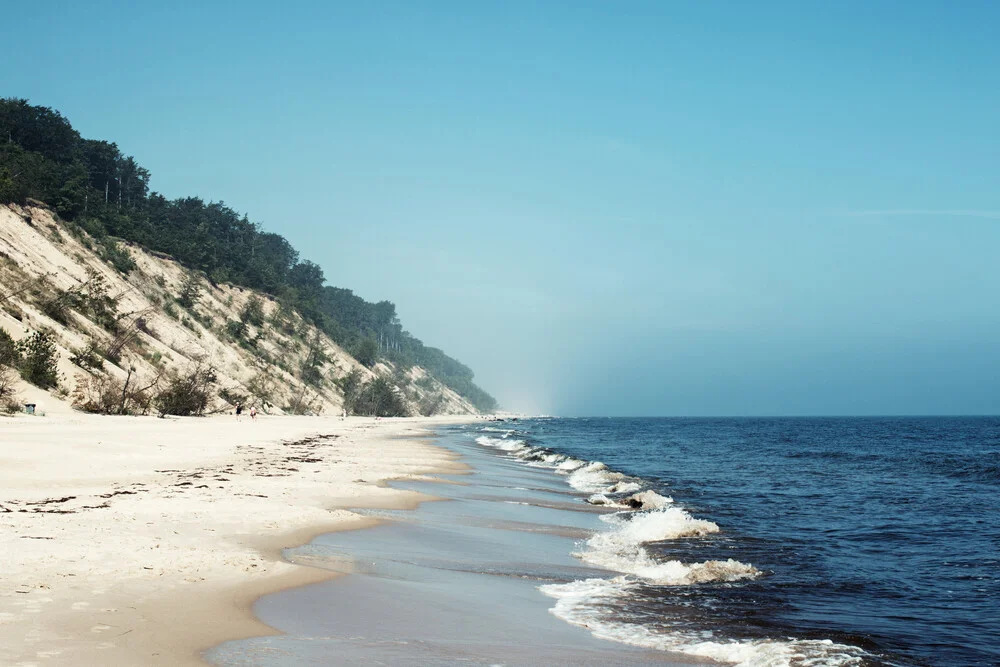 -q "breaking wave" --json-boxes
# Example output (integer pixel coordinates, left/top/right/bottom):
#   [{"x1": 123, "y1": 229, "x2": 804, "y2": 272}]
[
  {"x1": 472, "y1": 424, "x2": 874, "y2": 667},
  {"x1": 540, "y1": 577, "x2": 868, "y2": 667}
]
